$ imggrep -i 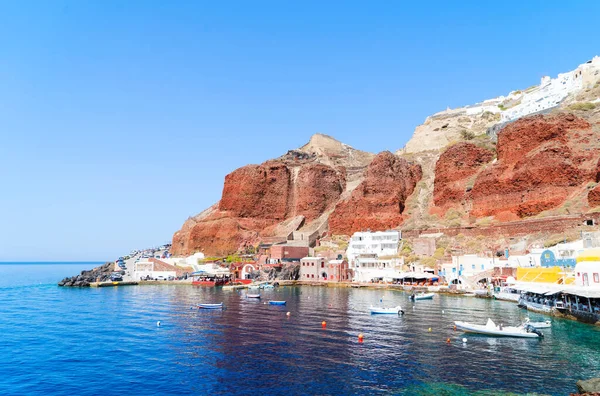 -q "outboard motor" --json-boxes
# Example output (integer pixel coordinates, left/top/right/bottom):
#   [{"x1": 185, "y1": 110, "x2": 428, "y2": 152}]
[{"x1": 525, "y1": 324, "x2": 544, "y2": 337}]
